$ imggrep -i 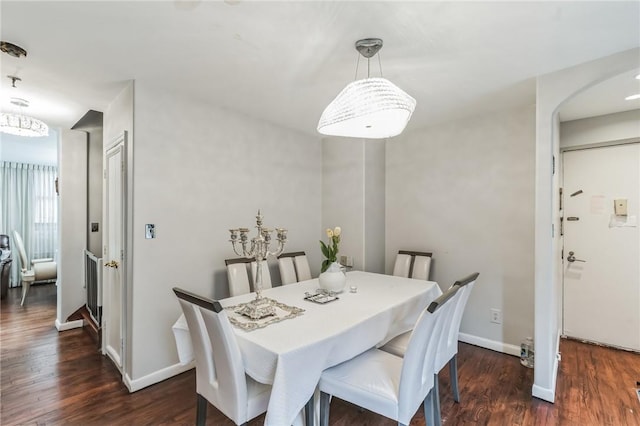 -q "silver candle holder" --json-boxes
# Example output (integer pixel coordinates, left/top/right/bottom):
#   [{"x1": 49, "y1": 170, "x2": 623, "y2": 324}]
[{"x1": 229, "y1": 210, "x2": 287, "y2": 319}]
